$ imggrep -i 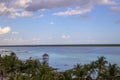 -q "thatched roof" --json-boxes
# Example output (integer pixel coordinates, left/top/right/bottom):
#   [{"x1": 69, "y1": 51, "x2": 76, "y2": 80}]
[{"x1": 42, "y1": 53, "x2": 49, "y2": 57}]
